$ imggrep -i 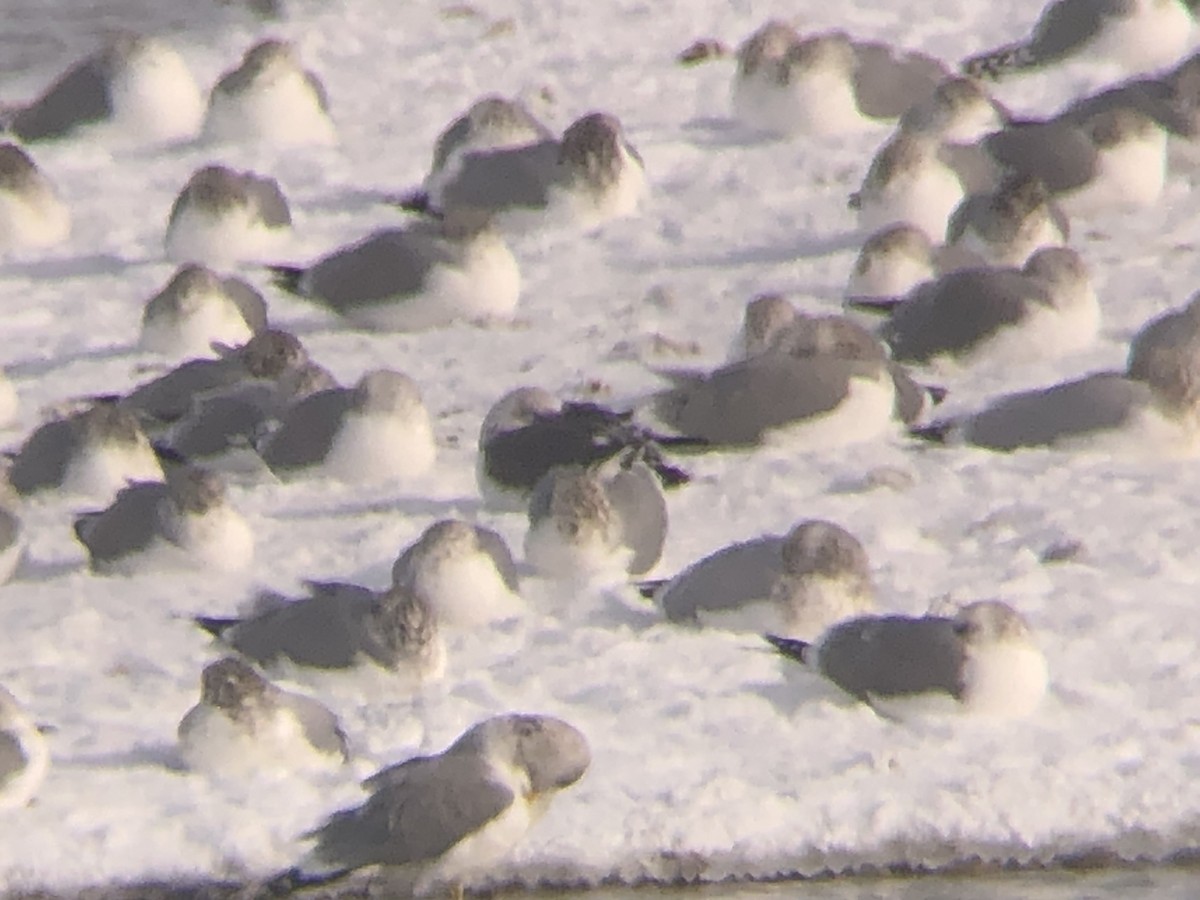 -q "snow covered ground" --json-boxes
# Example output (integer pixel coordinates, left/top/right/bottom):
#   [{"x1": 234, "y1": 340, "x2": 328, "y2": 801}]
[{"x1": 1, "y1": 0, "x2": 1200, "y2": 895}]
